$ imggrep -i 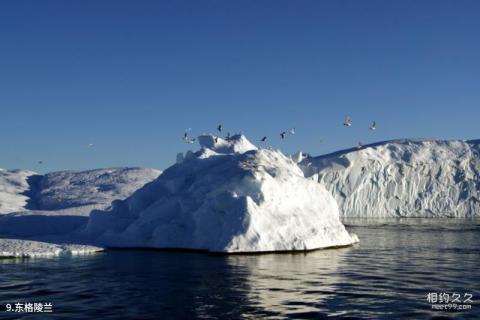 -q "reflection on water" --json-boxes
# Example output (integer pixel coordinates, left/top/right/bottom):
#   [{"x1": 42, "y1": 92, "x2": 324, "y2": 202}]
[{"x1": 0, "y1": 219, "x2": 479, "y2": 319}]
